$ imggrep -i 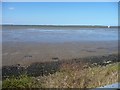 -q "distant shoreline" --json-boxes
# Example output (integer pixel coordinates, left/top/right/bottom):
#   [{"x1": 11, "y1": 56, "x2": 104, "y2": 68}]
[
  {"x1": 2, "y1": 25, "x2": 119, "y2": 30},
  {"x1": 1, "y1": 25, "x2": 119, "y2": 28}
]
